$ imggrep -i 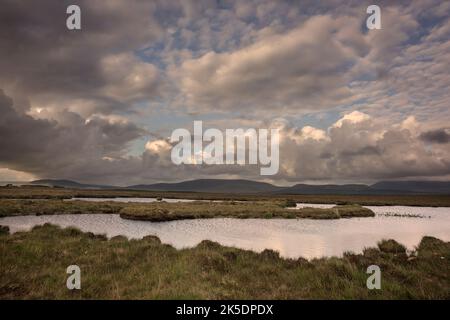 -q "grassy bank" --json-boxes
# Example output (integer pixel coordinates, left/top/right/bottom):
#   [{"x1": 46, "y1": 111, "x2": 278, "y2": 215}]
[
  {"x1": 0, "y1": 199, "x2": 123, "y2": 217},
  {"x1": 0, "y1": 199, "x2": 374, "y2": 220},
  {"x1": 0, "y1": 224, "x2": 448, "y2": 299},
  {"x1": 1, "y1": 186, "x2": 450, "y2": 207},
  {"x1": 282, "y1": 194, "x2": 450, "y2": 207},
  {"x1": 119, "y1": 202, "x2": 374, "y2": 221}
]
